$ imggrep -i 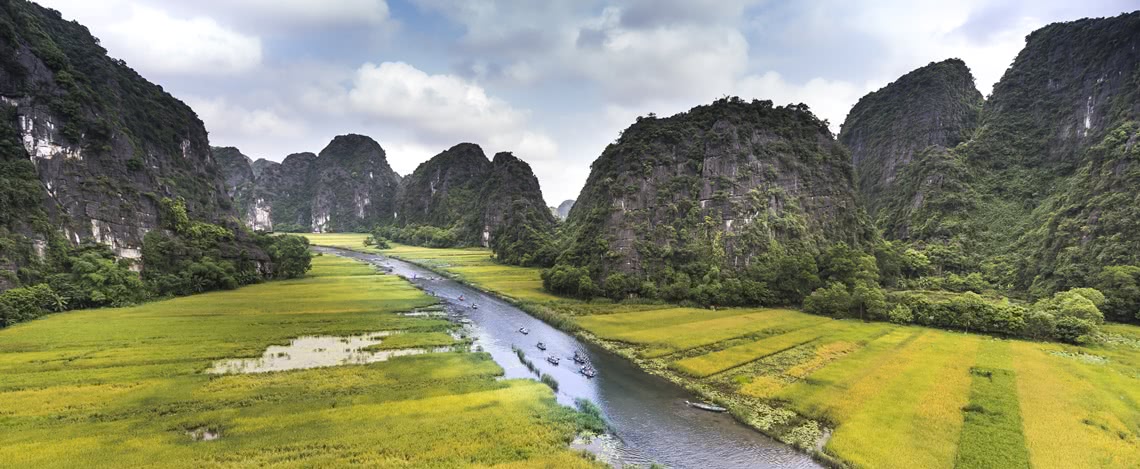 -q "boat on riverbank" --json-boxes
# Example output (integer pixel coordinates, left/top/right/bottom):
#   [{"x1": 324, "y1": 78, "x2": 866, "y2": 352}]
[{"x1": 685, "y1": 400, "x2": 727, "y2": 413}]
